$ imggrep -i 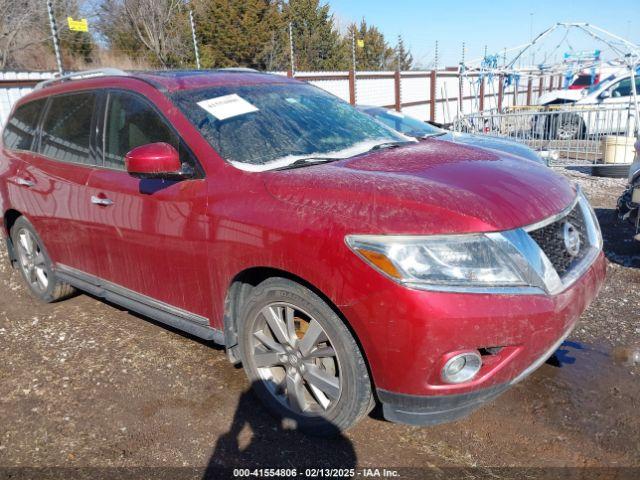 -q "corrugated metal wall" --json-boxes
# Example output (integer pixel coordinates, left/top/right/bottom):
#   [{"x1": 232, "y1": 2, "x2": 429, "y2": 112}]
[{"x1": 0, "y1": 72, "x2": 55, "y2": 127}]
